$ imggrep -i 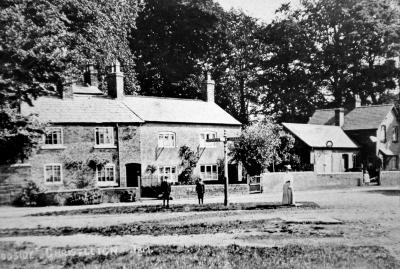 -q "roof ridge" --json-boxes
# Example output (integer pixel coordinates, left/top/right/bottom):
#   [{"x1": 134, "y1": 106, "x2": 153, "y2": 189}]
[
  {"x1": 124, "y1": 95, "x2": 206, "y2": 102},
  {"x1": 353, "y1": 104, "x2": 394, "y2": 109}
]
